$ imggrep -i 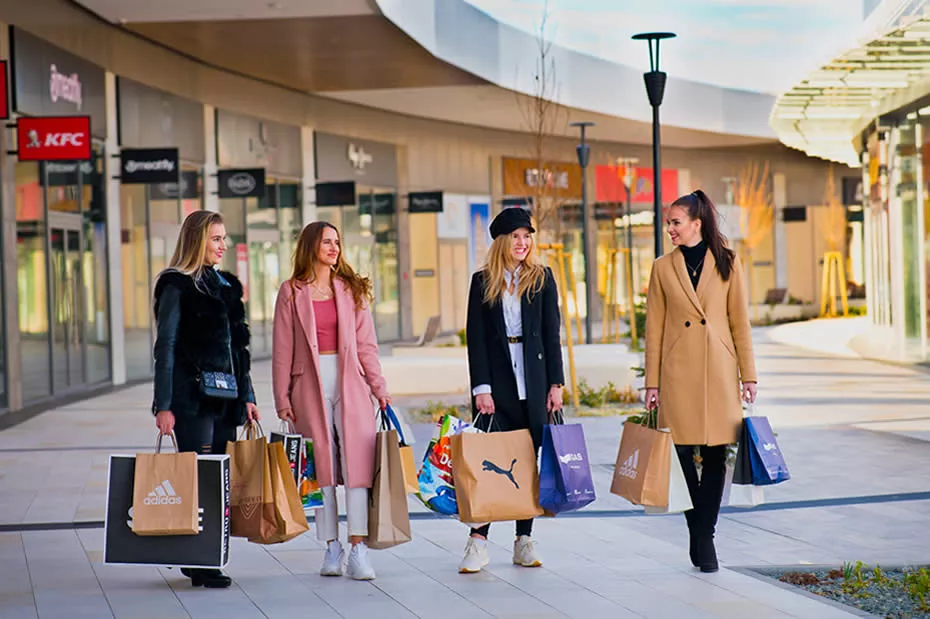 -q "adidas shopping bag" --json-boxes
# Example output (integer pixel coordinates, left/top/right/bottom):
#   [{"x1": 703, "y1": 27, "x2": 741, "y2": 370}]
[
  {"x1": 610, "y1": 412, "x2": 672, "y2": 508},
  {"x1": 131, "y1": 433, "x2": 199, "y2": 536},
  {"x1": 105, "y1": 454, "x2": 231, "y2": 568}
]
